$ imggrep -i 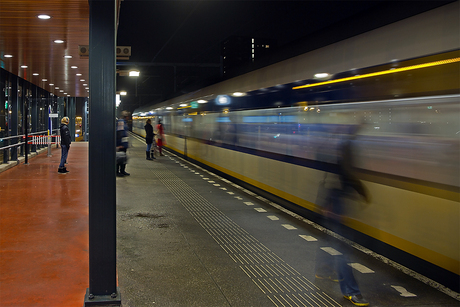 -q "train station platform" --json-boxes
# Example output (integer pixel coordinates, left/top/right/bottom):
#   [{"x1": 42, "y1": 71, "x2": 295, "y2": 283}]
[{"x1": 0, "y1": 135, "x2": 458, "y2": 307}]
